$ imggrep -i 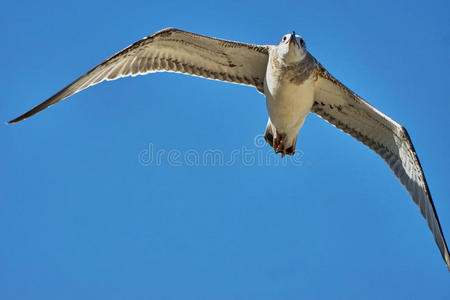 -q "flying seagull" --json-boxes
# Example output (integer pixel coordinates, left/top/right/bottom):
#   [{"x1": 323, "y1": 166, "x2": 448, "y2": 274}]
[{"x1": 8, "y1": 28, "x2": 449, "y2": 270}]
